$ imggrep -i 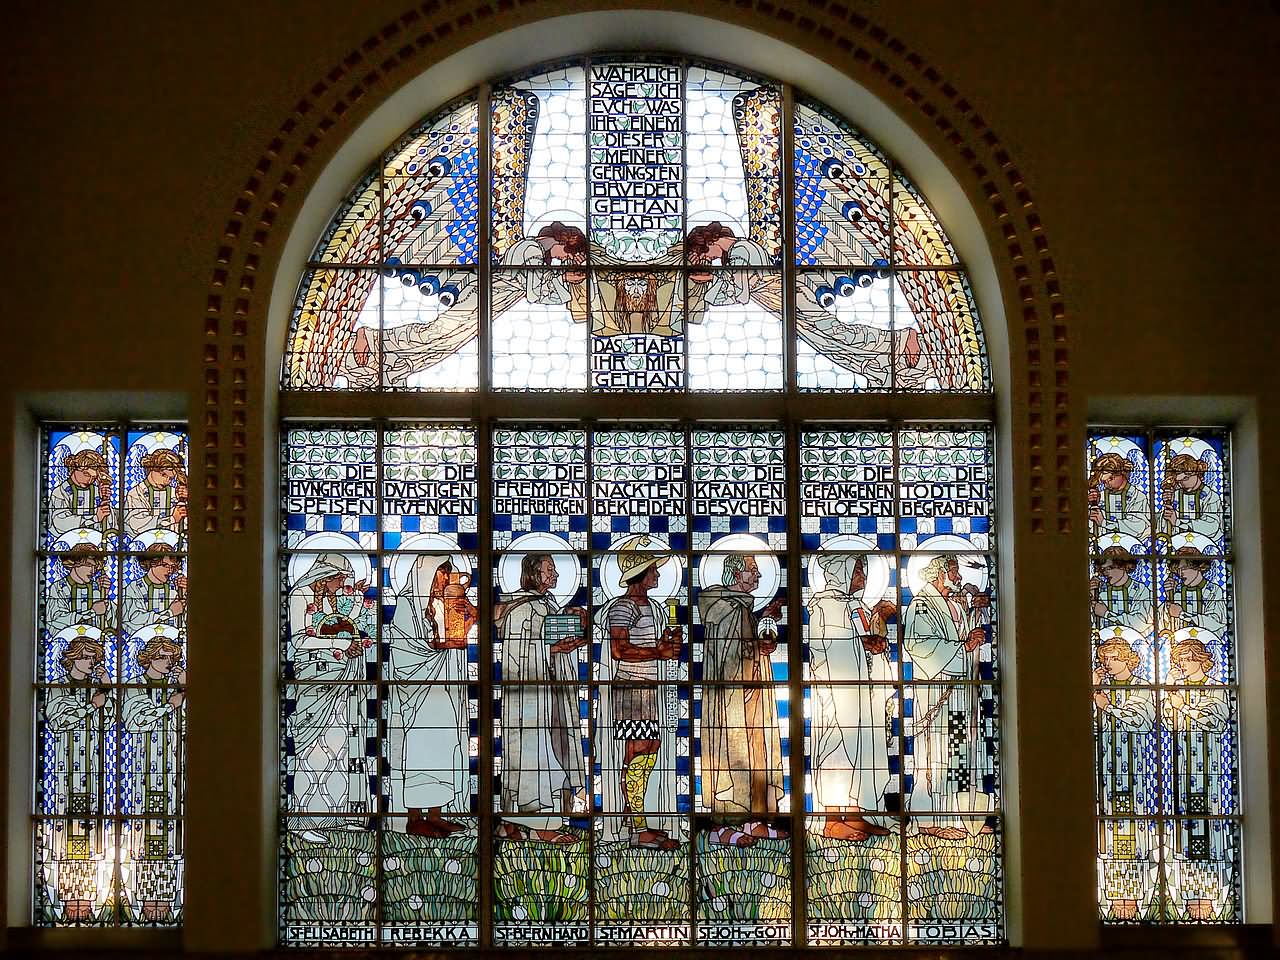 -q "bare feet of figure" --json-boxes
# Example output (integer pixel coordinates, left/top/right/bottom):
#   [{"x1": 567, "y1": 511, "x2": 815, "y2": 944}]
[
  {"x1": 1110, "y1": 899, "x2": 1138, "y2": 921},
  {"x1": 919, "y1": 825, "x2": 967, "y2": 840},
  {"x1": 822, "y1": 818, "x2": 868, "y2": 842}
]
